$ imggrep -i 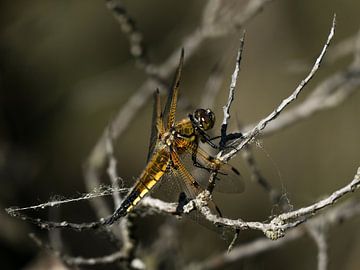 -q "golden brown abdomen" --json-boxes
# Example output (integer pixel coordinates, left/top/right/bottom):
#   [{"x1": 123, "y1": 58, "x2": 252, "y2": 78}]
[{"x1": 104, "y1": 149, "x2": 169, "y2": 224}]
